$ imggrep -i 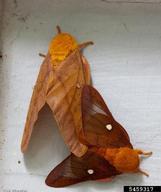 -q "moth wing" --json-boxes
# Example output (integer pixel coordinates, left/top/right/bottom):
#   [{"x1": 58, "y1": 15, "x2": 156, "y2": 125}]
[
  {"x1": 81, "y1": 85, "x2": 132, "y2": 148},
  {"x1": 21, "y1": 55, "x2": 51, "y2": 152},
  {"x1": 81, "y1": 55, "x2": 91, "y2": 84},
  {"x1": 46, "y1": 50, "x2": 91, "y2": 157},
  {"x1": 21, "y1": 50, "x2": 90, "y2": 156},
  {"x1": 45, "y1": 151, "x2": 119, "y2": 187}
]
